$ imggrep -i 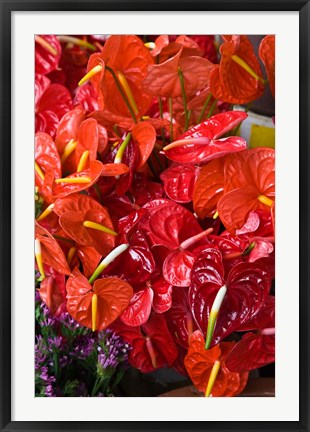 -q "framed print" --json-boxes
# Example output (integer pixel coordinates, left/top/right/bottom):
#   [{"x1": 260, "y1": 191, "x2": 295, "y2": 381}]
[{"x1": 1, "y1": 1, "x2": 309, "y2": 431}]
